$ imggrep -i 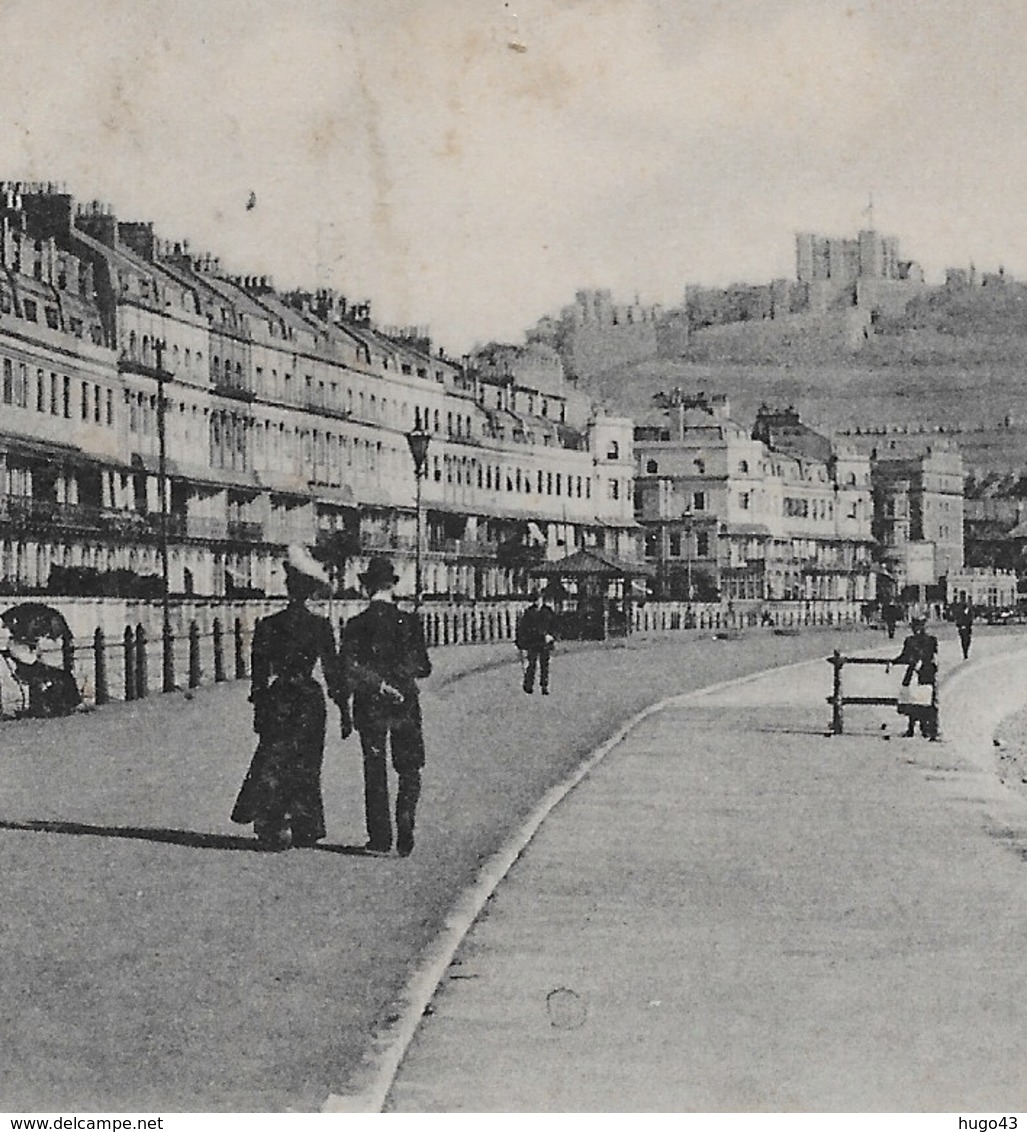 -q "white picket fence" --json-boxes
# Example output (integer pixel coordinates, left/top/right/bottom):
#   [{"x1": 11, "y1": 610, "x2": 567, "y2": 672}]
[{"x1": 0, "y1": 596, "x2": 866, "y2": 716}]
